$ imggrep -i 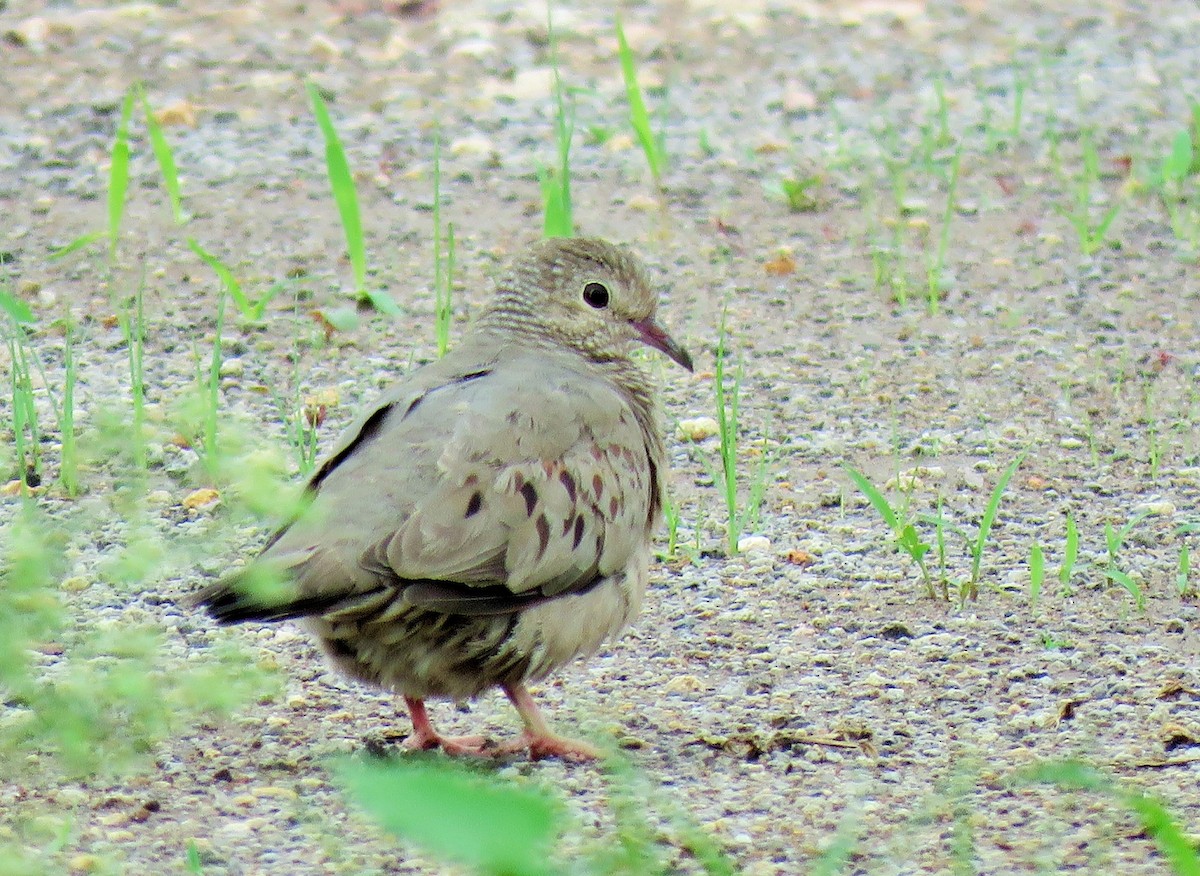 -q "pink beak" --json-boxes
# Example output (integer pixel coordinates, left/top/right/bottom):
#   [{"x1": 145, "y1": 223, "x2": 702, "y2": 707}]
[{"x1": 633, "y1": 319, "x2": 693, "y2": 372}]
